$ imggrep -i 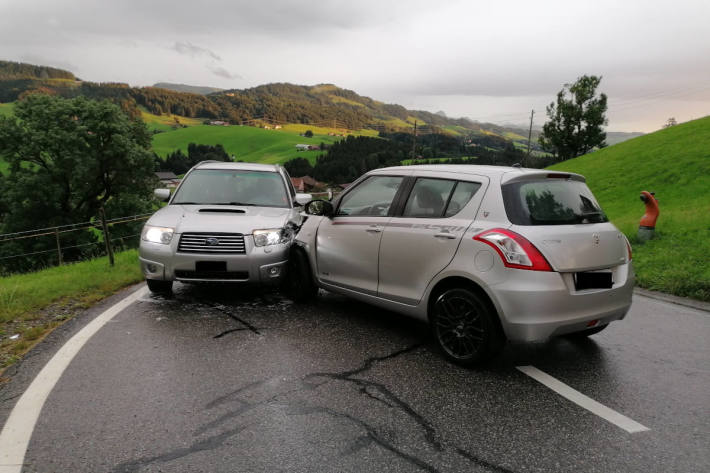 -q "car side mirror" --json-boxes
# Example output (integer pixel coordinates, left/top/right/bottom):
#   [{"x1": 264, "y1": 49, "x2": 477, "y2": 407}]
[
  {"x1": 154, "y1": 188, "x2": 171, "y2": 201},
  {"x1": 295, "y1": 193, "x2": 312, "y2": 206},
  {"x1": 305, "y1": 199, "x2": 334, "y2": 217}
]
